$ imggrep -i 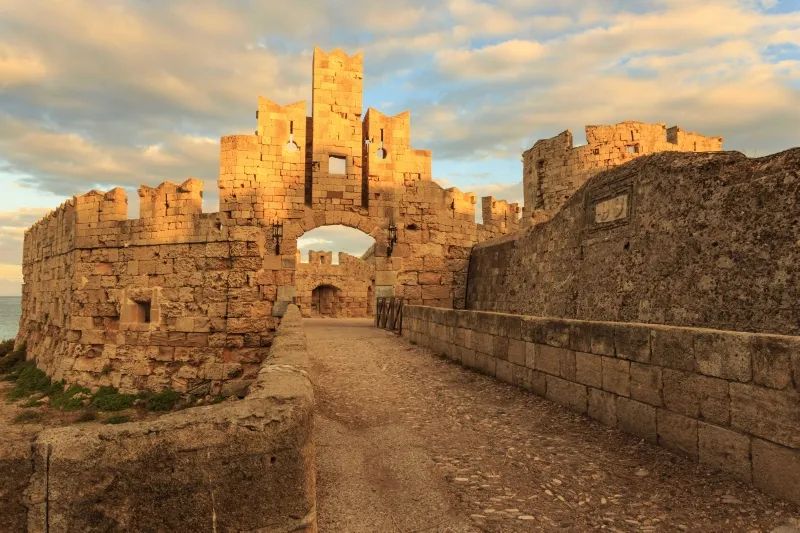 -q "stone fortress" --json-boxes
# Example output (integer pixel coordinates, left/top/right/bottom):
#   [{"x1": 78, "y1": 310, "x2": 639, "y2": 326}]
[
  {"x1": 17, "y1": 48, "x2": 524, "y2": 394},
  {"x1": 12, "y1": 45, "x2": 800, "y2": 521},
  {"x1": 15, "y1": 47, "x2": 728, "y2": 396}
]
